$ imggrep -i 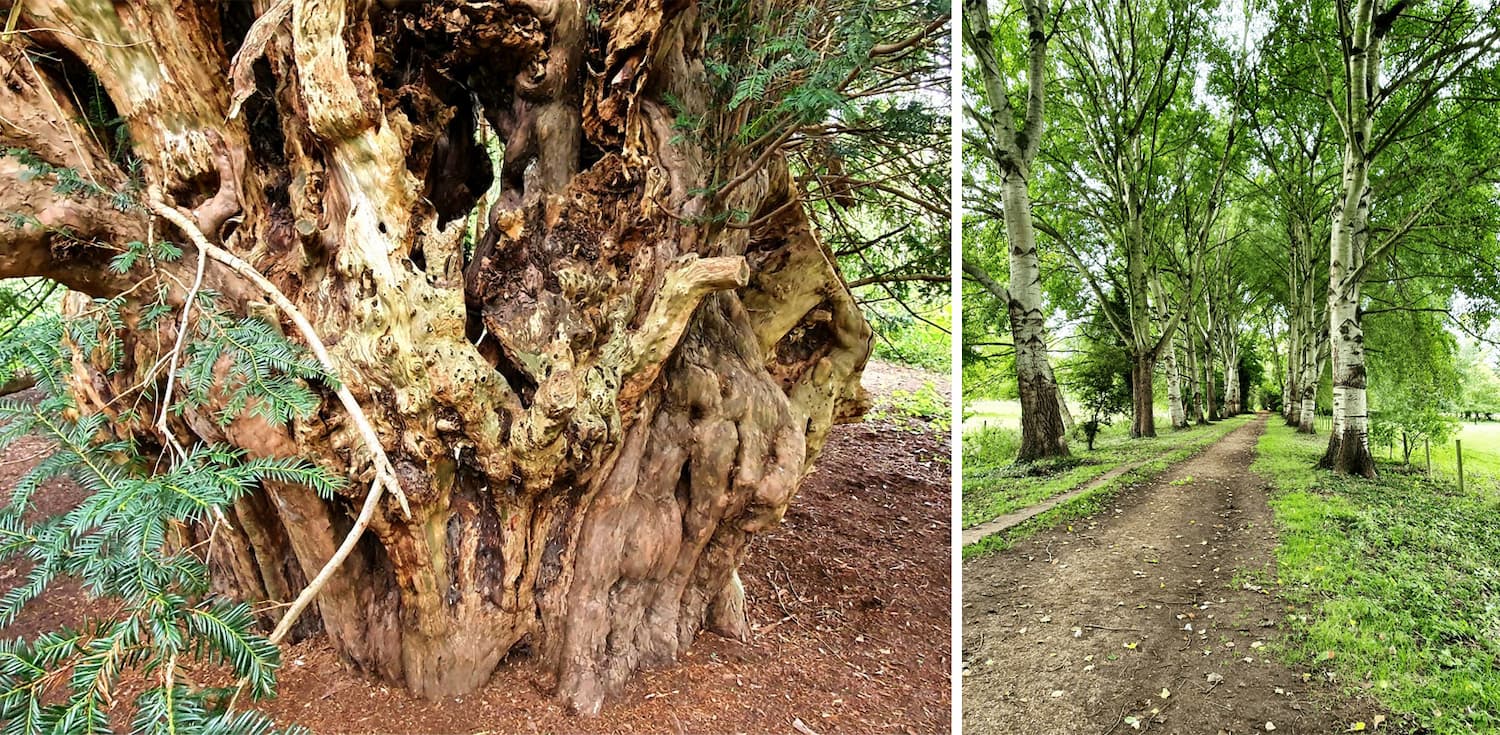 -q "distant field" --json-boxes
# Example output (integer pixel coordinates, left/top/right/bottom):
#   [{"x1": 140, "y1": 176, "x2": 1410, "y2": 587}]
[
  {"x1": 973, "y1": 403, "x2": 1500, "y2": 490},
  {"x1": 963, "y1": 398, "x2": 1026, "y2": 434},
  {"x1": 1314, "y1": 415, "x2": 1500, "y2": 494},
  {"x1": 1423, "y1": 421, "x2": 1500, "y2": 495},
  {"x1": 963, "y1": 398, "x2": 1175, "y2": 437}
]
